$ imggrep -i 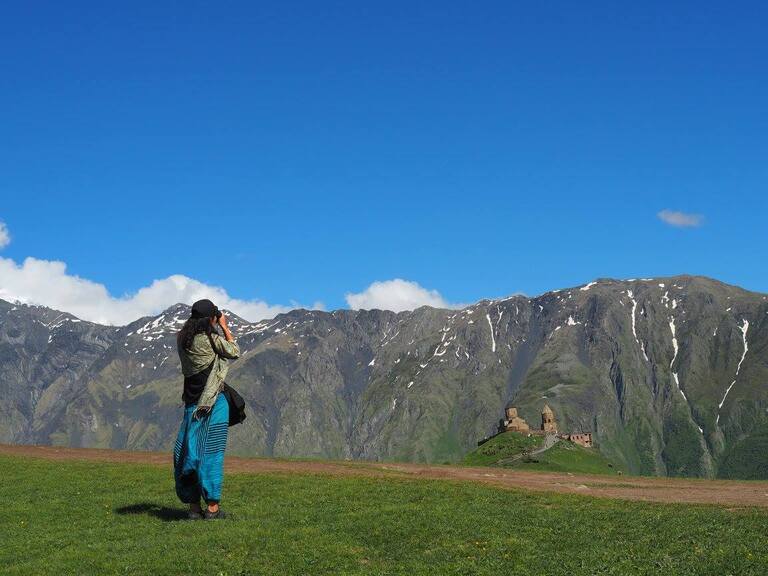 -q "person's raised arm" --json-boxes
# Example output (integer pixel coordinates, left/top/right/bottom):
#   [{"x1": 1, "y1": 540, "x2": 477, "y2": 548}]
[
  {"x1": 213, "y1": 314, "x2": 240, "y2": 358},
  {"x1": 218, "y1": 313, "x2": 235, "y2": 342}
]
